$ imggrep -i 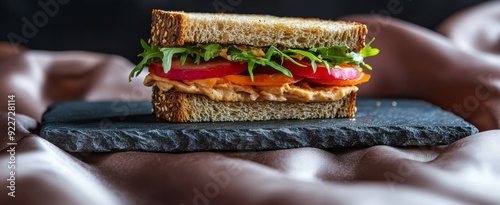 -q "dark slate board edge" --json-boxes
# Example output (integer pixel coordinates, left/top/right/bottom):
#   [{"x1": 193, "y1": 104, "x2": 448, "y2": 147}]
[
  {"x1": 41, "y1": 100, "x2": 153, "y2": 124},
  {"x1": 40, "y1": 125, "x2": 478, "y2": 153}
]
